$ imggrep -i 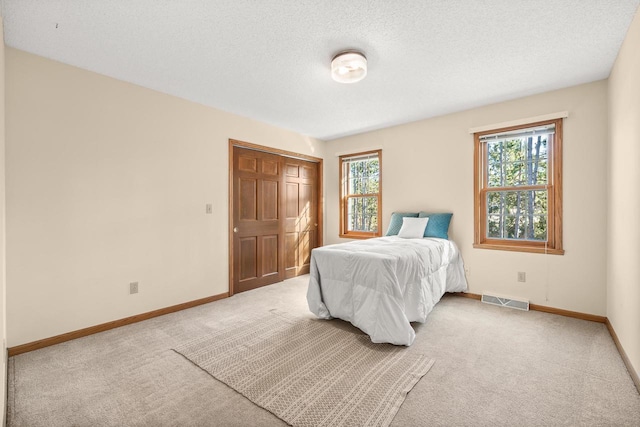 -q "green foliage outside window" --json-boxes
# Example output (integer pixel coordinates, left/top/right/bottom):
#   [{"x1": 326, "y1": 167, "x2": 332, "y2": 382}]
[
  {"x1": 486, "y1": 135, "x2": 548, "y2": 241},
  {"x1": 345, "y1": 157, "x2": 379, "y2": 233}
]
